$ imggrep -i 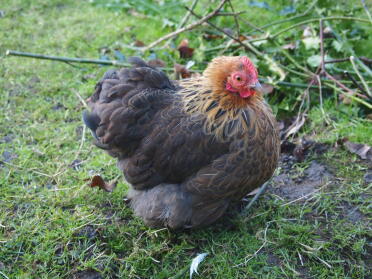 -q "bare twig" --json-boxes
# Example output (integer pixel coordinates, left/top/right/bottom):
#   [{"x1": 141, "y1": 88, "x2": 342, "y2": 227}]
[
  {"x1": 0, "y1": 271, "x2": 10, "y2": 279},
  {"x1": 324, "y1": 81, "x2": 372, "y2": 108},
  {"x1": 185, "y1": 6, "x2": 260, "y2": 56},
  {"x1": 5, "y1": 50, "x2": 192, "y2": 72},
  {"x1": 6, "y1": 50, "x2": 131, "y2": 67},
  {"x1": 216, "y1": 11, "x2": 246, "y2": 17},
  {"x1": 343, "y1": 71, "x2": 368, "y2": 95},
  {"x1": 242, "y1": 180, "x2": 270, "y2": 214},
  {"x1": 319, "y1": 20, "x2": 326, "y2": 74},
  {"x1": 270, "y1": 16, "x2": 370, "y2": 40},
  {"x1": 143, "y1": 0, "x2": 229, "y2": 51},
  {"x1": 177, "y1": 0, "x2": 199, "y2": 29},
  {"x1": 350, "y1": 56, "x2": 371, "y2": 97},
  {"x1": 239, "y1": 17, "x2": 264, "y2": 33},
  {"x1": 227, "y1": 0, "x2": 240, "y2": 37},
  {"x1": 233, "y1": 225, "x2": 269, "y2": 267},
  {"x1": 361, "y1": 0, "x2": 372, "y2": 24},
  {"x1": 186, "y1": 7, "x2": 286, "y2": 79},
  {"x1": 325, "y1": 57, "x2": 372, "y2": 64},
  {"x1": 257, "y1": 0, "x2": 318, "y2": 31},
  {"x1": 72, "y1": 89, "x2": 88, "y2": 109}
]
